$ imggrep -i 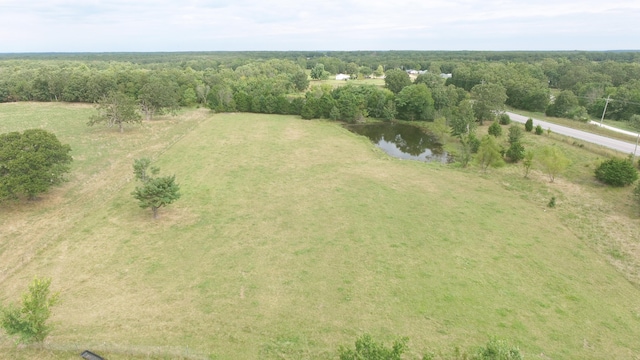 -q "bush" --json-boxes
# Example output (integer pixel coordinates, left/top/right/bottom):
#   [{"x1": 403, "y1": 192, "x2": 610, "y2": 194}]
[
  {"x1": 473, "y1": 338, "x2": 523, "y2": 360},
  {"x1": 506, "y1": 142, "x2": 525, "y2": 163},
  {"x1": 338, "y1": 334, "x2": 407, "y2": 360},
  {"x1": 595, "y1": 158, "x2": 639, "y2": 186},
  {"x1": 499, "y1": 113, "x2": 511, "y2": 125},
  {"x1": 535, "y1": 125, "x2": 544, "y2": 135},
  {"x1": 525, "y1": 118, "x2": 533, "y2": 132},
  {"x1": 488, "y1": 121, "x2": 502, "y2": 137}
]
